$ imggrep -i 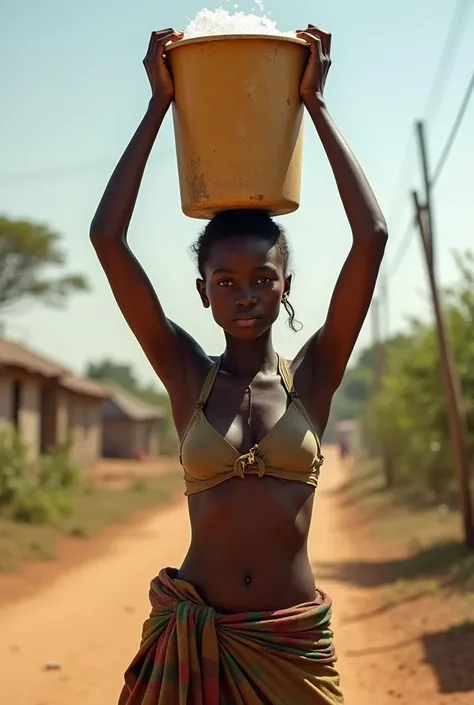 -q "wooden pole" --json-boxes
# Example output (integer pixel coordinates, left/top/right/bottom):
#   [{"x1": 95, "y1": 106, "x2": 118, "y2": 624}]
[
  {"x1": 371, "y1": 298, "x2": 382, "y2": 393},
  {"x1": 371, "y1": 298, "x2": 394, "y2": 486},
  {"x1": 413, "y1": 121, "x2": 474, "y2": 550},
  {"x1": 381, "y1": 270, "x2": 390, "y2": 341}
]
